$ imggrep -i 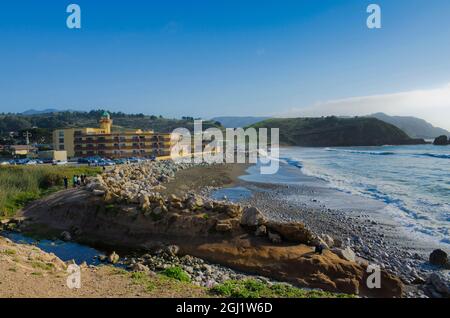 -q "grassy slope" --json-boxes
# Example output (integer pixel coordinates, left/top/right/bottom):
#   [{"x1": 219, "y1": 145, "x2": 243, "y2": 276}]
[
  {"x1": 0, "y1": 165, "x2": 101, "y2": 218},
  {"x1": 251, "y1": 116, "x2": 425, "y2": 147}
]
